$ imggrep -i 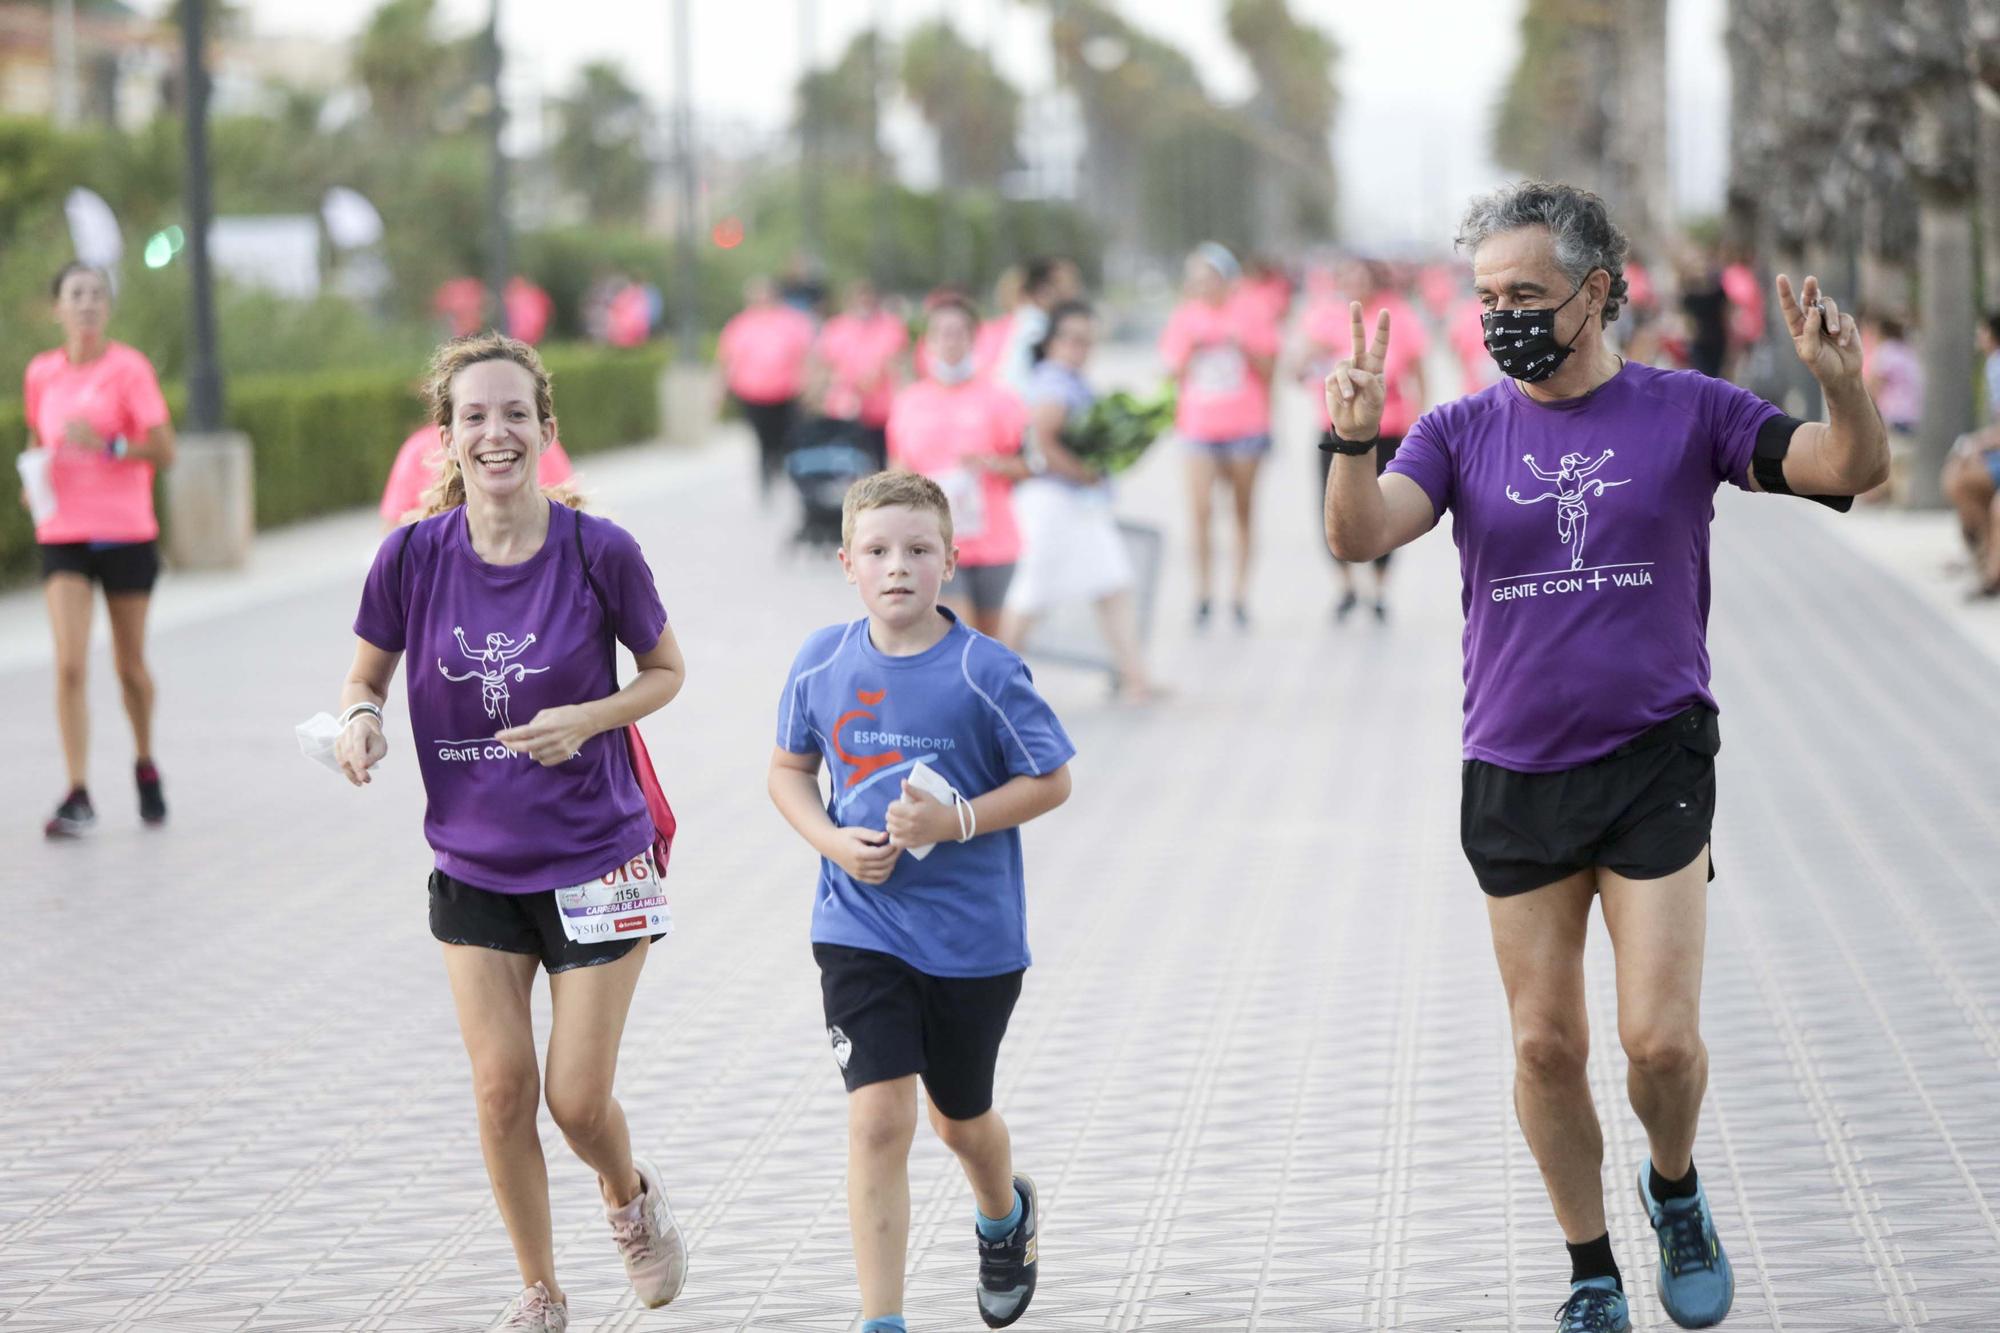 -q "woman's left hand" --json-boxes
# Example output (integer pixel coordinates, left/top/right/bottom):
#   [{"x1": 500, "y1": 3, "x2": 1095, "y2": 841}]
[{"x1": 496, "y1": 705, "x2": 599, "y2": 766}]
